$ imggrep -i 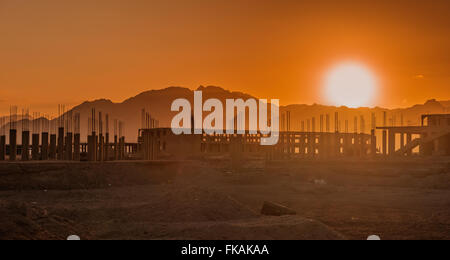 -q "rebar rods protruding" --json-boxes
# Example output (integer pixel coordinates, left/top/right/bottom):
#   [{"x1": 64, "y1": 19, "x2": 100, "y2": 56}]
[
  {"x1": 65, "y1": 110, "x2": 73, "y2": 161},
  {"x1": 9, "y1": 106, "x2": 18, "y2": 161},
  {"x1": 57, "y1": 105, "x2": 65, "y2": 160},
  {"x1": 49, "y1": 116, "x2": 57, "y2": 160},
  {"x1": 118, "y1": 121, "x2": 124, "y2": 160},
  {"x1": 0, "y1": 103, "x2": 140, "y2": 162},
  {"x1": 0, "y1": 116, "x2": 6, "y2": 160},
  {"x1": 31, "y1": 112, "x2": 41, "y2": 160},
  {"x1": 21, "y1": 109, "x2": 30, "y2": 161},
  {"x1": 114, "y1": 119, "x2": 118, "y2": 160},
  {"x1": 104, "y1": 114, "x2": 109, "y2": 161},
  {"x1": 88, "y1": 108, "x2": 97, "y2": 161},
  {"x1": 142, "y1": 109, "x2": 158, "y2": 130},
  {"x1": 98, "y1": 112, "x2": 103, "y2": 161},
  {"x1": 73, "y1": 113, "x2": 81, "y2": 161}
]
